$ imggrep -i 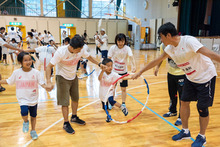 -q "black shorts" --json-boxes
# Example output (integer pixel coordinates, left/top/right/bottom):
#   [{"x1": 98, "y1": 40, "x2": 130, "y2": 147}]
[
  {"x1": 119, "y1": 72, "x2": 128, "y2": 87},
  {"x1": 181, "y1": 76, "x2": 216, "y2": 108},
  {"x1": 3, "y1": 54, "x2": 6, "y2": 60}
]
